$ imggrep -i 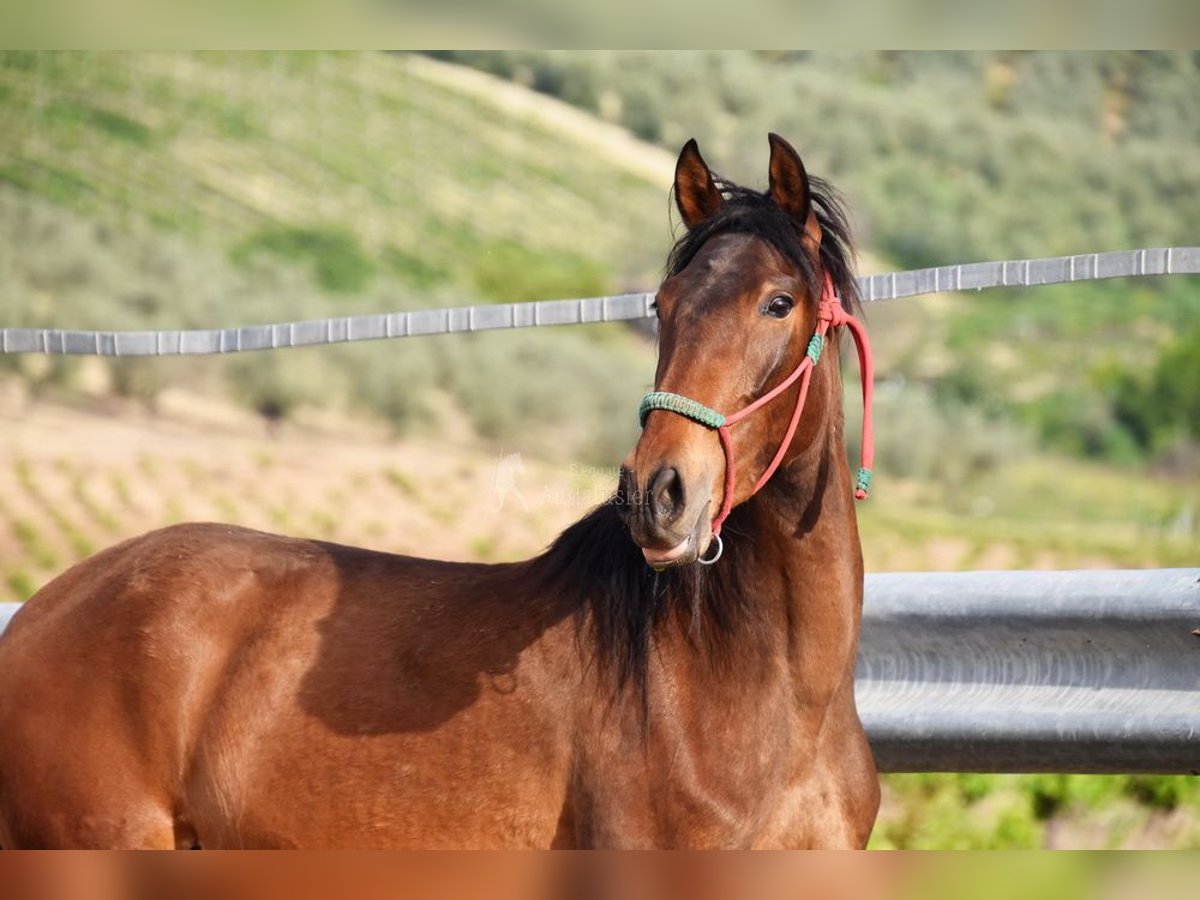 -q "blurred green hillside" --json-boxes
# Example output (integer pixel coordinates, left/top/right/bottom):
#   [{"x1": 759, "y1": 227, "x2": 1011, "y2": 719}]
[
  {"x1": 436, "y1": 51, "x2": 1200, "y2": 468},
  {"x1": 0, "y1": 50, "x2": 671, "y2": 462},
  {"x1": 4, "y1": 51, "x2": 1199, "y2": 468},
  {"x1": 0, "y1": 52, "x2": 673, "y2": 289},
  {"x1": 435, "y1": 52, "x2": 1199, "y2": 260}
]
